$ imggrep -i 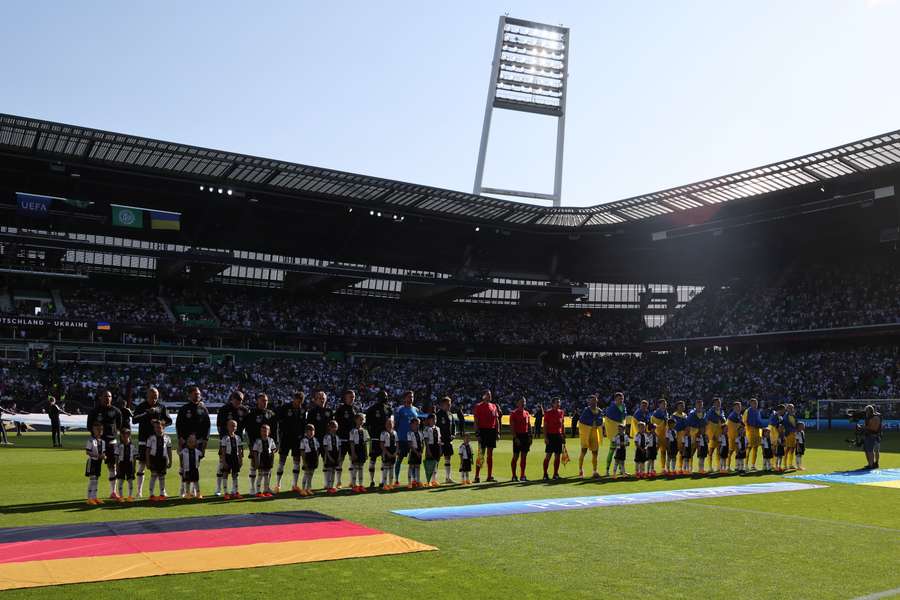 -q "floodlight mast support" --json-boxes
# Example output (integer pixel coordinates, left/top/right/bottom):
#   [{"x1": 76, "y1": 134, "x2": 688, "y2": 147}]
[
  {"x1": 473, "y1": 15, "x2": 570, "y2": 207},
  {"x1": 472, "y1": 17, "x2": 505, "y2": 203}
]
